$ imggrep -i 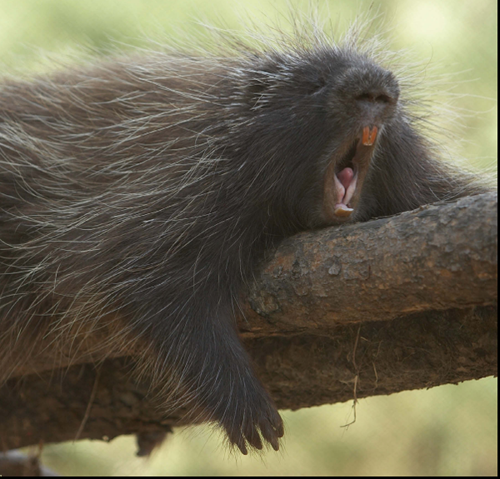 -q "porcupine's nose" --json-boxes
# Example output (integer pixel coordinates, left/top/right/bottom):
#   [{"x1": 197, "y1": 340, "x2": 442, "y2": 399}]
[
  {"x1": 355, "y1": 89, "x2": 397, "y2": 124},
  {"x1": 352, "y1": 67, "x2": 400, "y2": 126}
]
